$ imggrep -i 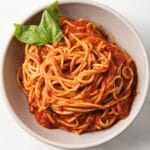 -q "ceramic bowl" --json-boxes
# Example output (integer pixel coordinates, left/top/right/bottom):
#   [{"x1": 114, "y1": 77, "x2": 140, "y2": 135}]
[{"x1": 1, "y1": 0, "x2": 149, "y2": 149}]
